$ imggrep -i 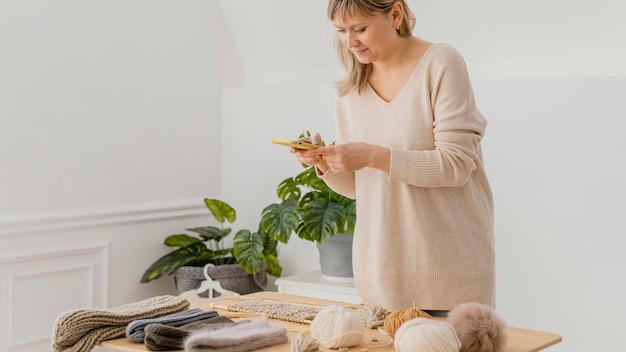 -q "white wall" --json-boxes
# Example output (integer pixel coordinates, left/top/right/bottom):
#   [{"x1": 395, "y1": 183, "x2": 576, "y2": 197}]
[
  {"x1": 0, "y1": 1, "x2": 232, "y2": 351},
  {"x1": 476, "y1": 76, "x2": 626, "y2": 351},
  {"x1": 0, "y1": 0, "x2": 223, "y2": 214}
]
